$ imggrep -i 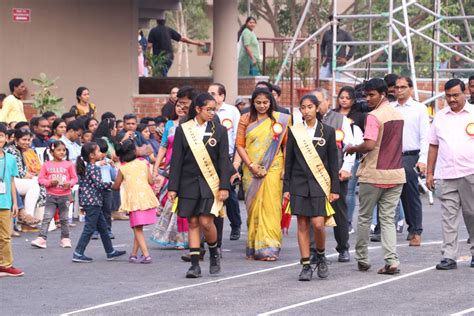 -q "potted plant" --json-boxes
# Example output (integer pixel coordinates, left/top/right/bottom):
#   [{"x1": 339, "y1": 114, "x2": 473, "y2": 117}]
[
  {"x1": 295, "y1": 57, "x2": 313, "y2": 100},
  {"x1": 264, "y1": 57, "x2": 282, "y2": 83},
  {"x1": 145, "y1": 51, "x2": 170, "y2": 78},
  {"x1": 31, "y1": 73, "x2": 64, "y2": 114}
]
